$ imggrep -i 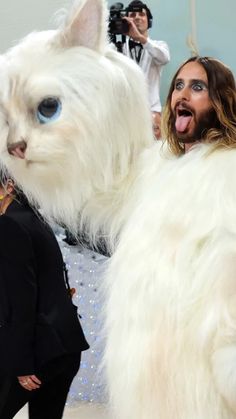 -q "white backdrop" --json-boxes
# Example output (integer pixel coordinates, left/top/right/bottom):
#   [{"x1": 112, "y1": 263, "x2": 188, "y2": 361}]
[
  {"x1": 0, "y1": 0, "x2": 69, "y2": 53},
  {"x1": 0, "y1": 0, "x2": 235, "y2": 104}
]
